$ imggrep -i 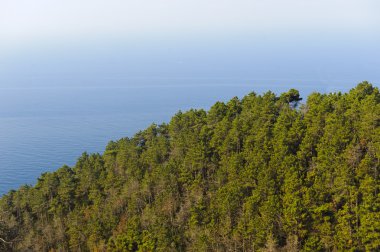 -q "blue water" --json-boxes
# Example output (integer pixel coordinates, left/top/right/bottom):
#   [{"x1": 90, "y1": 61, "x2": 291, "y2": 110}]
[
  {"x1": 0, "y1": 80, "x2": 372, "y2": 195},
  {"x1": 1, "y1": 33, "x2": 379, "y2": 194}
]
